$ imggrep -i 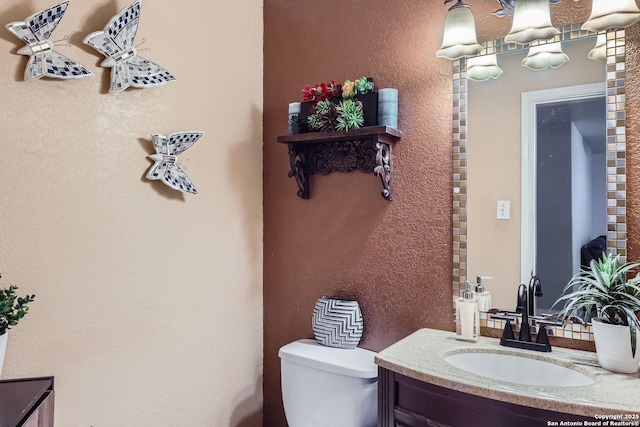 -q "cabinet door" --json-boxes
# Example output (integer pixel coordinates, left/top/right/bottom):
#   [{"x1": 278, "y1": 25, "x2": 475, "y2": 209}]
[
  {"x1": 379, "y1": 368, "x2": 585, "y2": 427},
  {"x1": 21, "y1": 391, "x2": 54, "y2": 427}
]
